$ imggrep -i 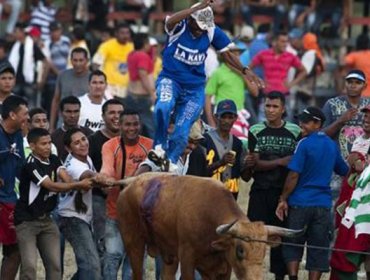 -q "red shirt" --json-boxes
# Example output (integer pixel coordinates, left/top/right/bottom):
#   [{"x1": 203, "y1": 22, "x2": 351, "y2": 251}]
[
  {"x1": 127, "y1": 50, "x2": 154, "y2": 82},
  {"x1": 252, "y1": 49, "x2": 302, "y2": 94}
]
